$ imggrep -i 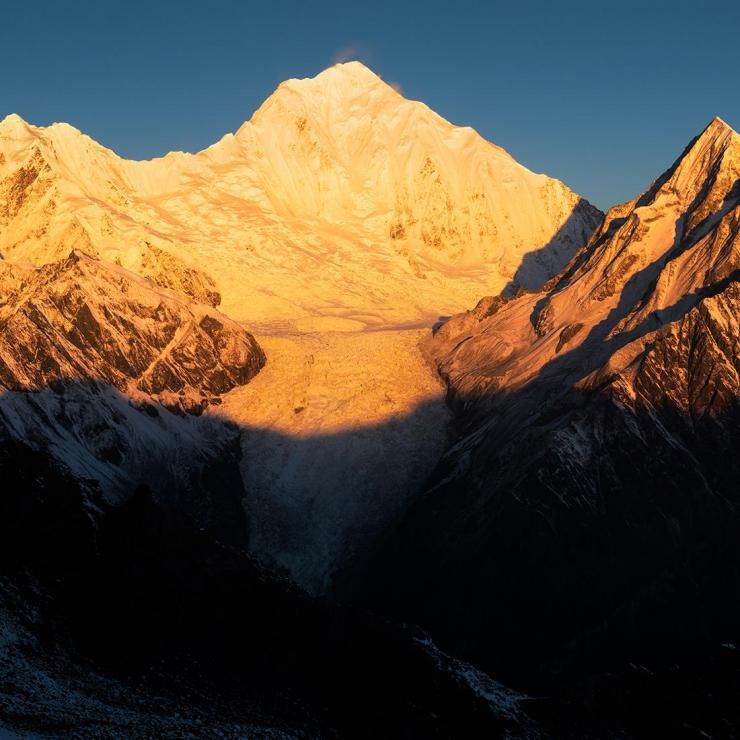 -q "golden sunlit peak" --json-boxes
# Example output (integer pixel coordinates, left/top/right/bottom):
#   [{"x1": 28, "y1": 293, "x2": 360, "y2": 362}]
[
  {"x1": 295, "y1": 59, "x2": 388, "y2": 90},
  {"x1": 0, "y1": 112, "x2": 29, "y2": 131},
  {"x1": 709, "y1": 115, "x2": 735, "y2": 133},
  {"x1": 327, "y1": 59, "x2": 377, "y2": 74}
]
